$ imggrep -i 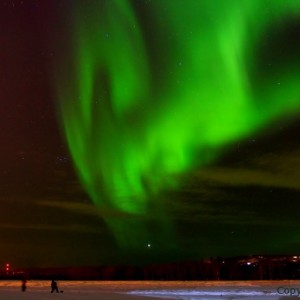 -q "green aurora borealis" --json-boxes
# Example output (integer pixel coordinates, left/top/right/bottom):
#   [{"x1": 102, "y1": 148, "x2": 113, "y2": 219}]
[{"x1": 56, "y1": 0, "x2": 300, "y2": 248}]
